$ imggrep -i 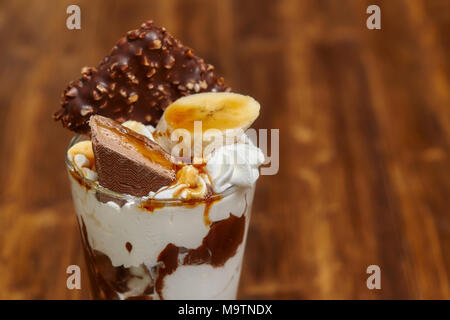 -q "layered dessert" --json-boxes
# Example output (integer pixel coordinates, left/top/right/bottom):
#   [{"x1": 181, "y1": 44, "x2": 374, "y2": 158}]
[{"x1": 55, "y1": 21, "x2": 264, "y2": 300}]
